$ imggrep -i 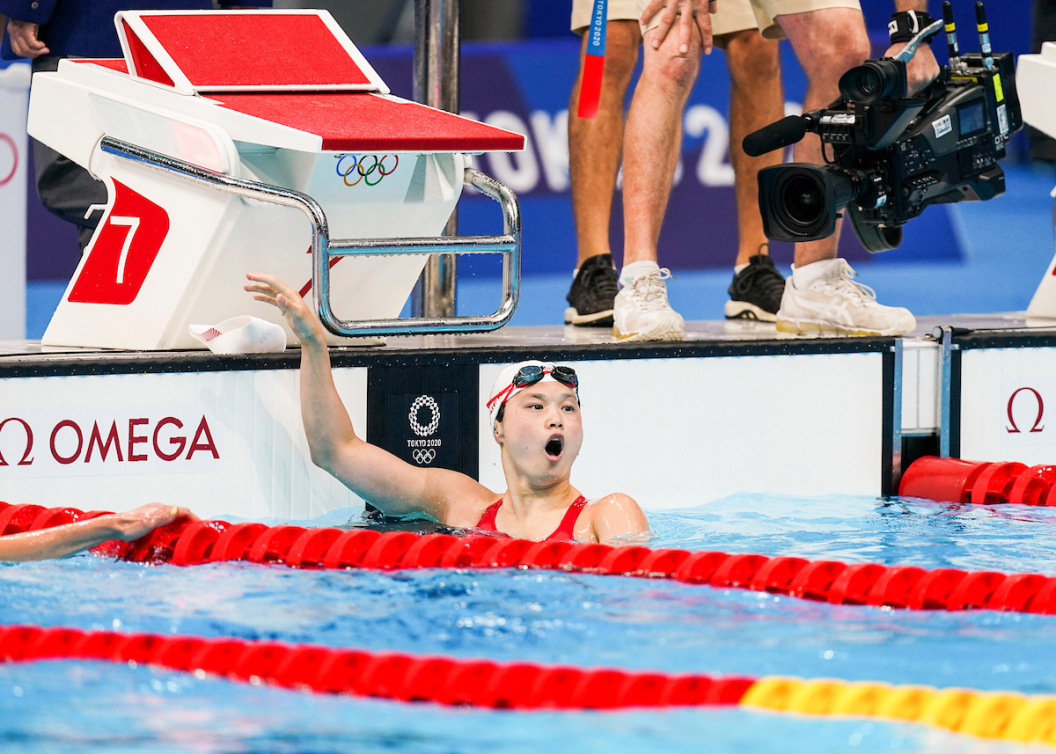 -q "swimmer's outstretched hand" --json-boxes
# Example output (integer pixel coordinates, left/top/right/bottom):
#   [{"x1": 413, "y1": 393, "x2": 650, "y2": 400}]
[
  {"x1": 0, "y1": 504, "x2": 199, "y2": 562},
  {"x1": 244, "y1": 273, "x2": 326, "y2": 347},
  {"x1": 114, "y1": 503, "x2": 198, "y2": 541}
]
